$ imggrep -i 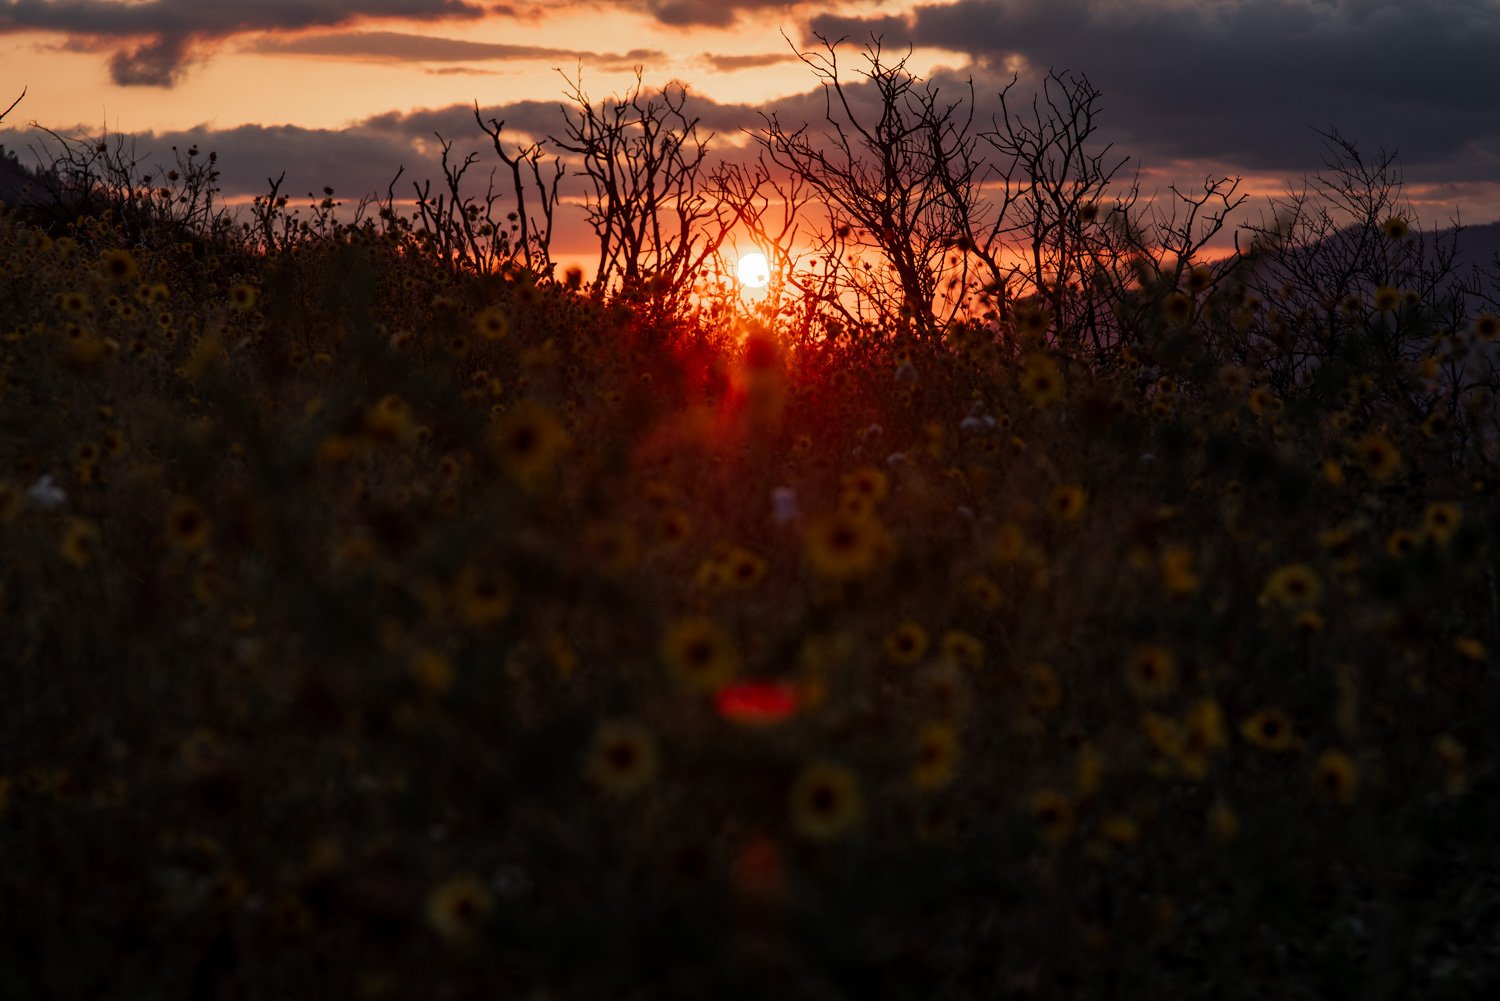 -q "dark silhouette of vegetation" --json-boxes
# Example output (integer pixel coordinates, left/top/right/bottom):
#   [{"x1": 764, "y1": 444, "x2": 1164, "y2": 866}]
[
  {"x1": 551, "y1": 69, "x2": 736, "y2": 313},
  {"x1": 3, "y1": 58, "x2": 1500, "y2": 1001}
]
